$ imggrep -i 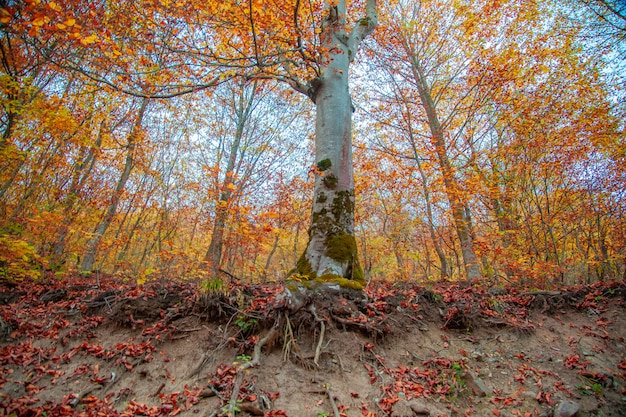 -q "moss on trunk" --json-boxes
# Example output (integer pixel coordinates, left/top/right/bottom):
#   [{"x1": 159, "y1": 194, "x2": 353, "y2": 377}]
[{"x1": 293, "y1": 190, "x2": 365, "y2": 289}]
